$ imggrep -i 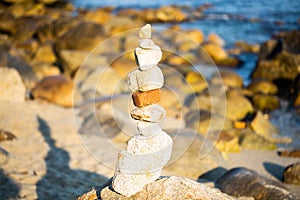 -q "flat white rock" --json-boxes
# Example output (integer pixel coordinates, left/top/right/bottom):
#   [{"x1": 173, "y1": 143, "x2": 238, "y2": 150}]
[
  {"x1": 127, "y1": 66, "x2": 164, "y2": 93},
  {"x1": 116, "y1": 132, "x2": 173, "y2": 173},
  {"x1": 139, "y1": 24, "x2": 151, "y2": 39},
  {"x1": 135, "y1": 45, "x2": 162, "y2": 71},
  {"x1": 137, "y1": 121, "x2": 161, "y2": 136},
  {"x1": 139, "y1": 39, "x2": 155, "y2": 49},
  {"x1": 112, "y1": 169, "x2": 161, "y2": 197},
  {"x1": 131, "y1": 104, "x2": 166, "y2": 122}
]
